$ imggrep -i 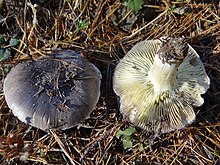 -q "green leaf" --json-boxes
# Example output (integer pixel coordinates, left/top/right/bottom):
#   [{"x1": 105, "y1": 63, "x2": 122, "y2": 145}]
[
  {"x1": 0, "y1": 49, "x2": 4, "y2": 57},
  {"x1": 116, "y1": 126, "x2": 136, "y2": 139},
  {"x1": 134, "y1": 159, "x2": 143, "y2": 165},
  {"x1": 9, "y1": 38, "x2": 19, "y2": 46},
  {"x1": 137, "y1": 143, "x2": 144, "y2": 151},
  {"x1": 0, "y1": 48, "x2": 11, "y2": 61},
  {"x1": 122, "y1": 139, "x2": 133, "y2": 149},
  {"x1": 0, "y1": 36, "x2": 5, "y2": 46},
  {"x1": 116, "y1": 127, "x2": 137, "y2": 149},
  {"x1": 75, "y1": 19, "x2": 88, "y2": 33},
  {"x1": 172, "y1": 7, "x2": 186, "y2": 15},
  {"x1": 124, "y1": 0, "x2": 144, "y2": 11}
]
